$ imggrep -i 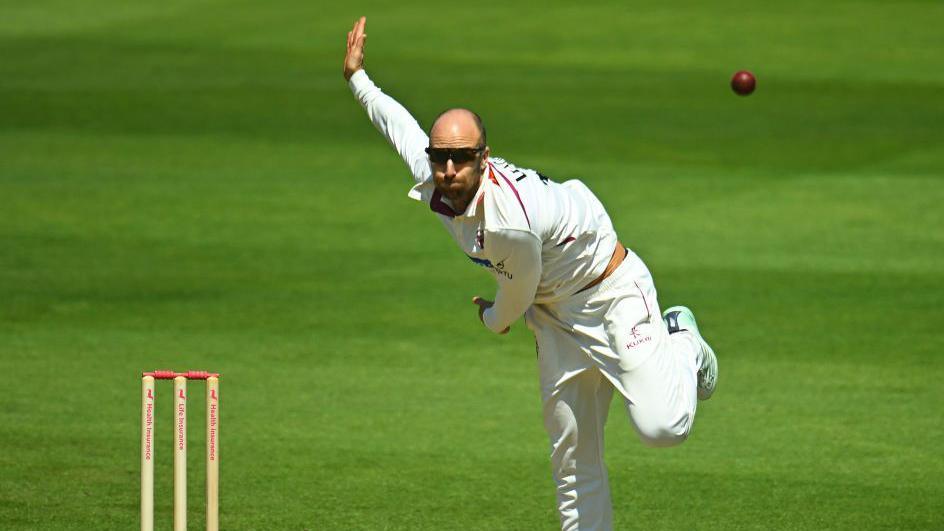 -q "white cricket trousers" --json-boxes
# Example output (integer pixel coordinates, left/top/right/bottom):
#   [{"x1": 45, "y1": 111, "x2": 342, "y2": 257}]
[{"x1": 525, "y1": 249, "x2": 702, "y2": 531}]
